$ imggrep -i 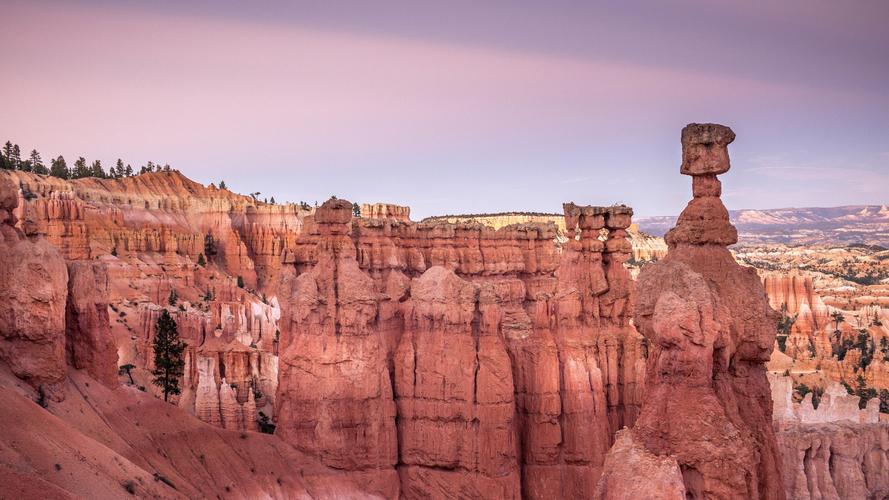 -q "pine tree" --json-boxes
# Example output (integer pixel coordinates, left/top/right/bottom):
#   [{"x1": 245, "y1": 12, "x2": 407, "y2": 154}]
[
  {"x1": 168, "y1": 289, "x2": 178, "y2": 306},
  {"x1": 2, "y1": 142, "x2": 13, "y2": 168},
  {"x1": 352, "y1": 202, "x2": 361, "y2": 217},
  {"x1": 73, "y1": 157, "x2": 89, "y2": 178},
  {"x1": 204, "y1": 232, "x2": 217, "y2": 257},
  {"x1": 90, "y1": 159, "x2": 105, "y2": 178},
  {"x1": 29, "y1": 150, "x2": 47, "y2": 174},
  {"x1": 219, "y1": 180, "x2": 227, "y2": 190},
  {"x1": 197, "y1": 253, "x2": 206, "y2": 266},
  {"x1": 270, "y1": 196, "x2": 275, "y2": 204},
  {"x1": 114, "y1": 159, "x2": 124, "y2": 178},
  {"x1": 10, "y1": 144, "x2": 21, "y2": 169},
  {"x1": 50, "y1": 156, "x2": 69, "y2": 179},
  {"x1": 237, "y1": 275, "x2": 245, "y2": 288},
  {"x1": 151, "y1": 309, "x2": 186, "y2": 402},
  {"x1": 124, "y1": 164, "x2": 133, "y2": 177}
]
